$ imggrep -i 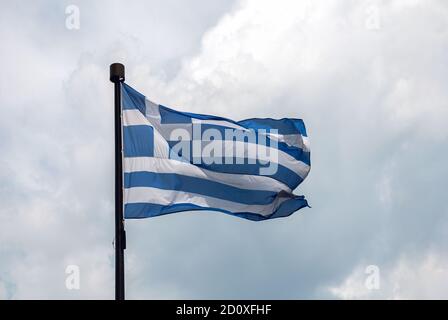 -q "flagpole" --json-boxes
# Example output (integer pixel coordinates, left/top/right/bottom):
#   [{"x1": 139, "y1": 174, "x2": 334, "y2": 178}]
[{"x1": 110, "y1": 63, "x2": 126, "y2": 300}]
